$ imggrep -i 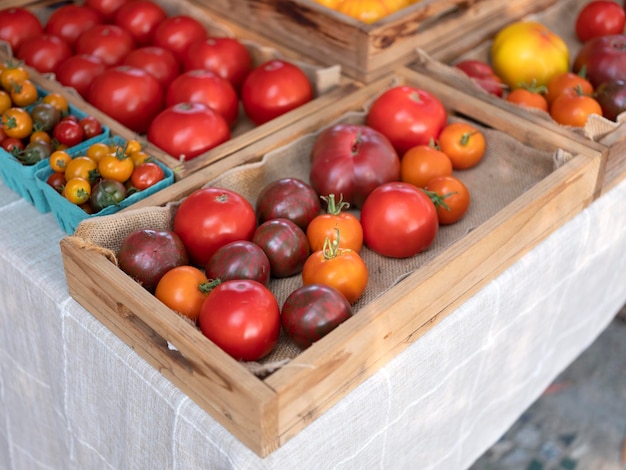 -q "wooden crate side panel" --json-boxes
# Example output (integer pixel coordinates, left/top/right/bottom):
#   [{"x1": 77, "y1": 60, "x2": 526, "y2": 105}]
[
  {"x1": 268, "y1": 152, "x2": 600, "y2": 443},
  {"x1": 59, "y1": 238, "x2": 280, "y2": 457},
  {"x1": 599, "y1": 126, "x2": 626, "y2": 195}
]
